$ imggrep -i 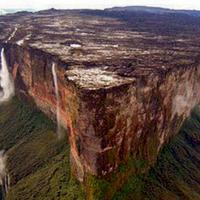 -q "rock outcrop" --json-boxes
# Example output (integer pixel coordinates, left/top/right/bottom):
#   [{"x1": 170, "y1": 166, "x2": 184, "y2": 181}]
[{"x1": 1, "y1": 9, "x2": 200, "y2": 183}]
